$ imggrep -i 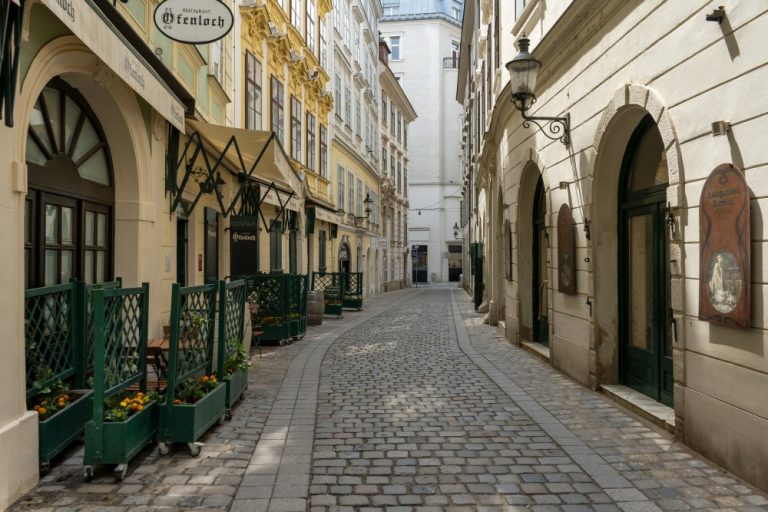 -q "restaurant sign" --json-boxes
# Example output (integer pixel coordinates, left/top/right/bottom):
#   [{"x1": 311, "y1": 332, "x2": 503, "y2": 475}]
[
  {"x1": 699, "y1": 163, "x2": 751, "y2": 329},
  {"x1": 154, "y1": 0, "x2": 234, "y2": 44}
]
